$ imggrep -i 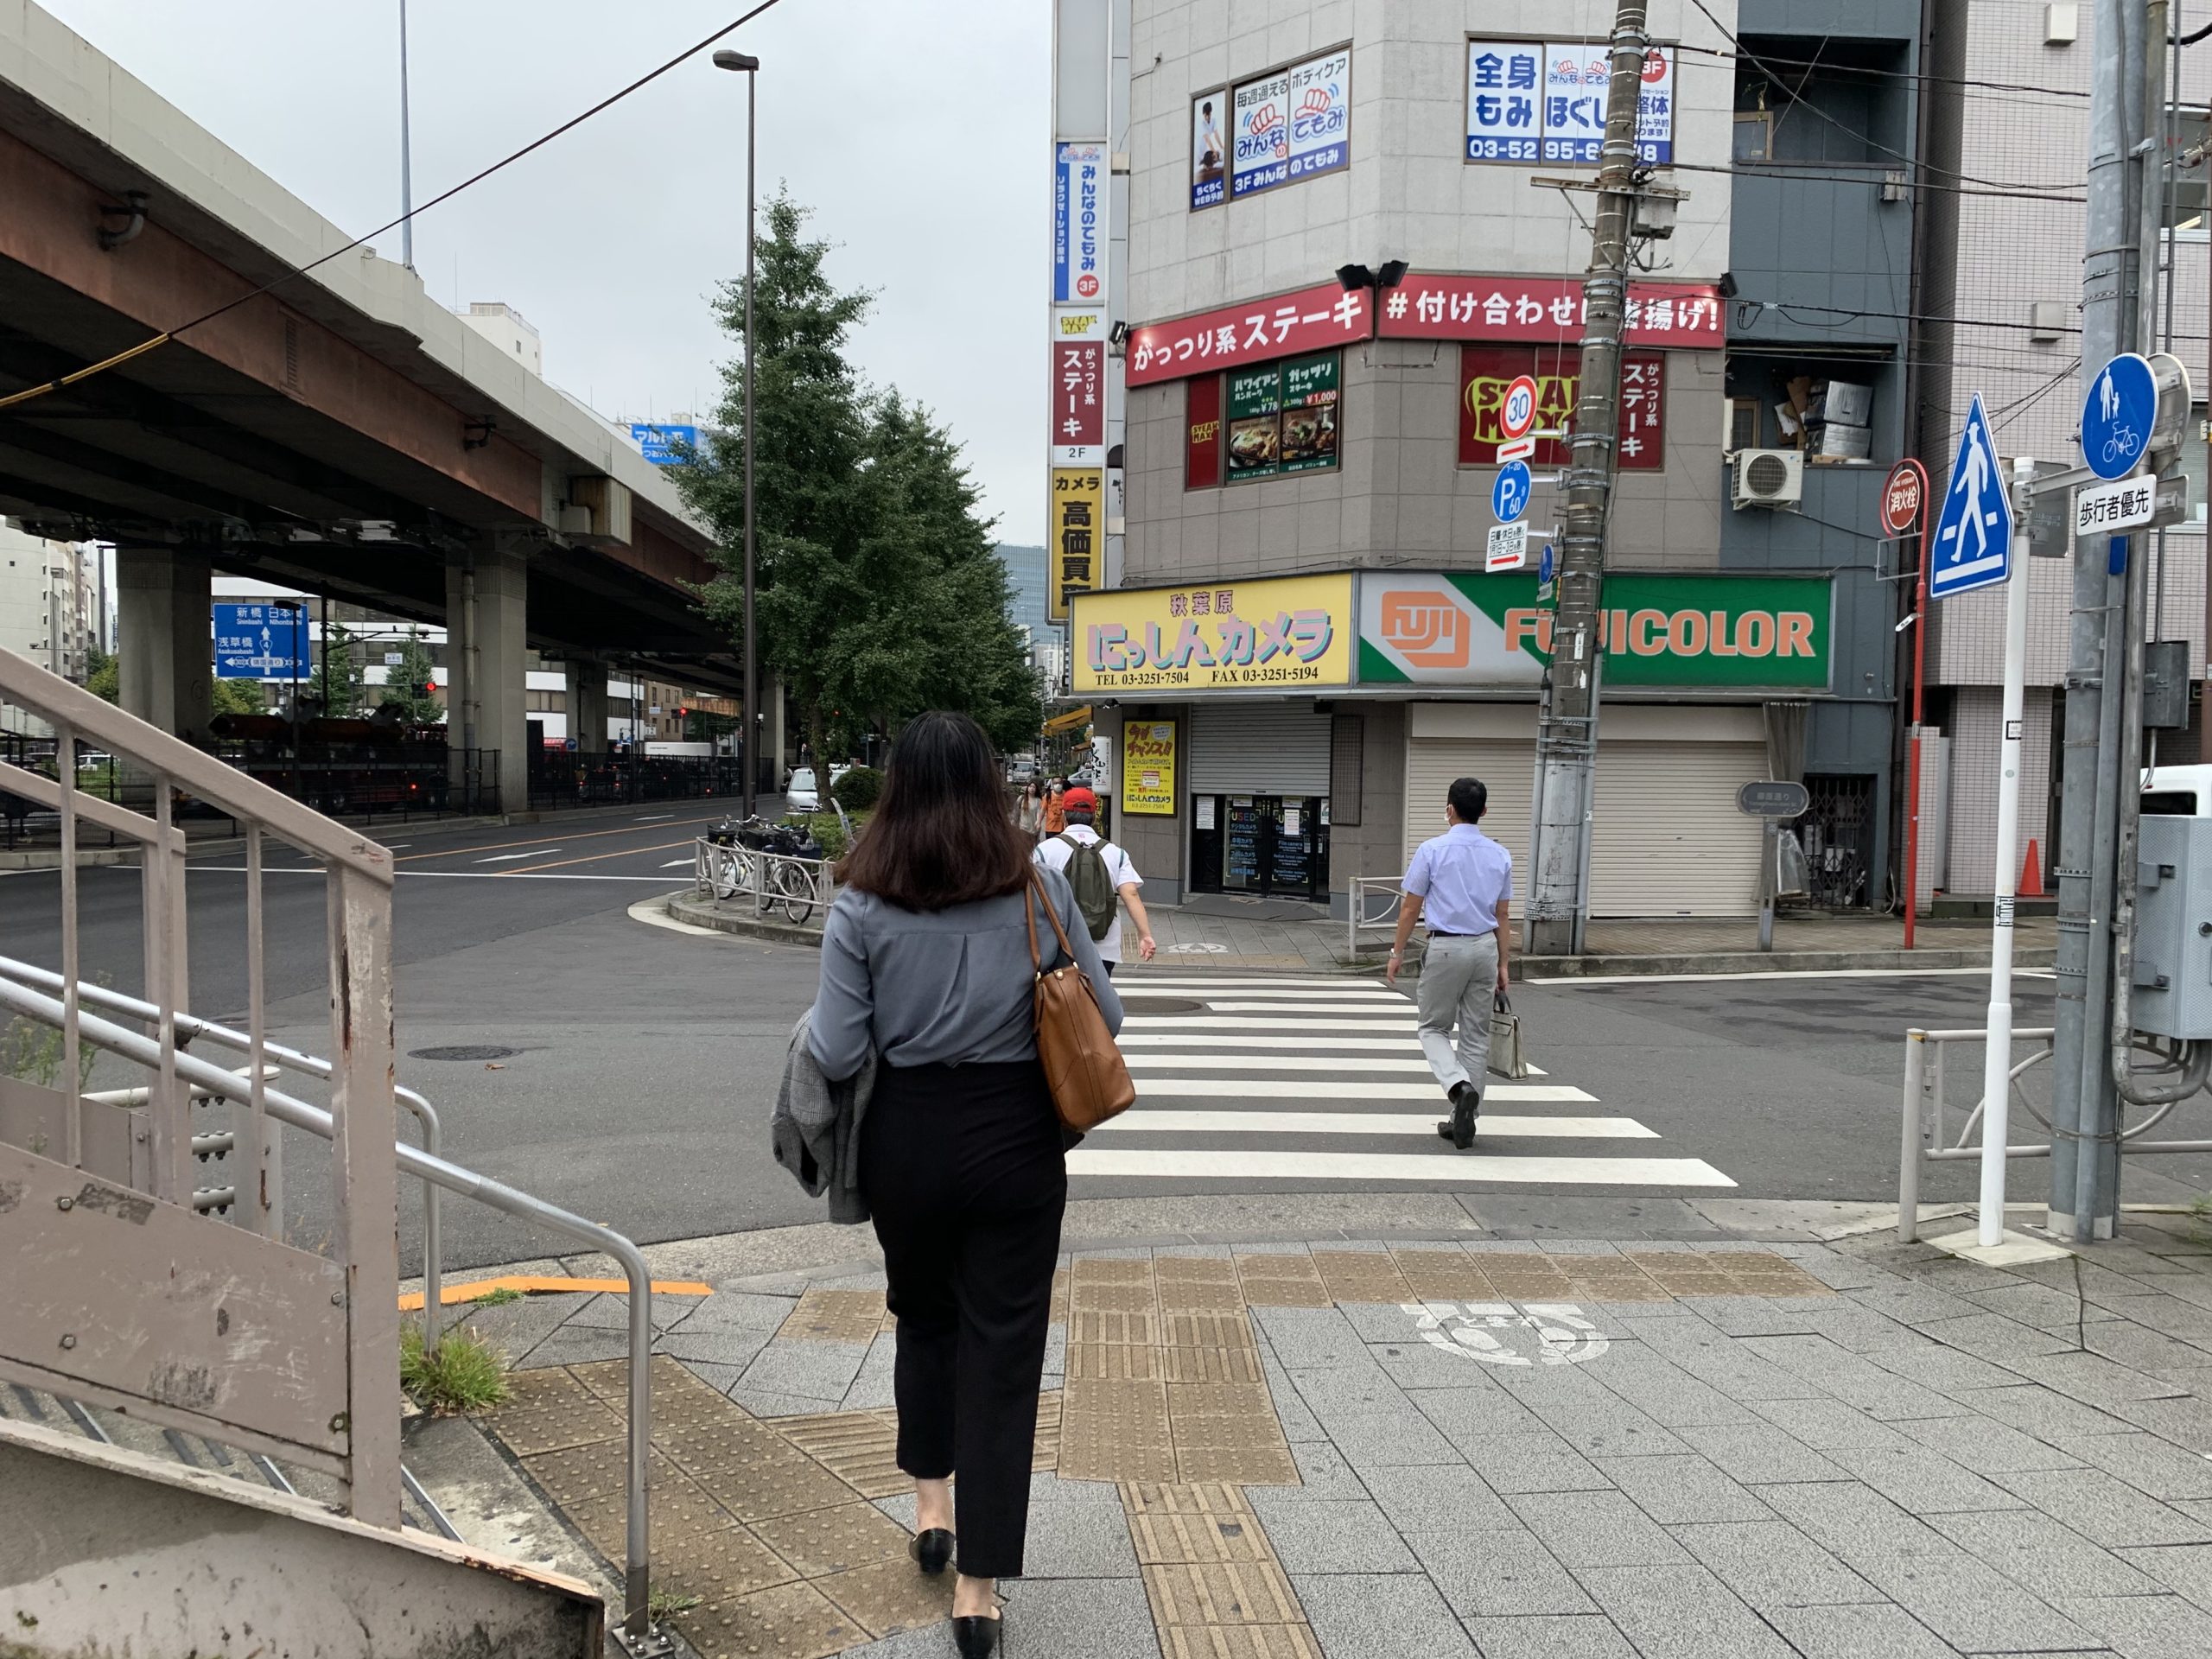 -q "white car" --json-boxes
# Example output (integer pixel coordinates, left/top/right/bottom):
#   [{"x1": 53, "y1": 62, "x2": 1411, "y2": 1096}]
[{"x1": 785, "y1": 766, "x2": 820, "y2": 811}]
